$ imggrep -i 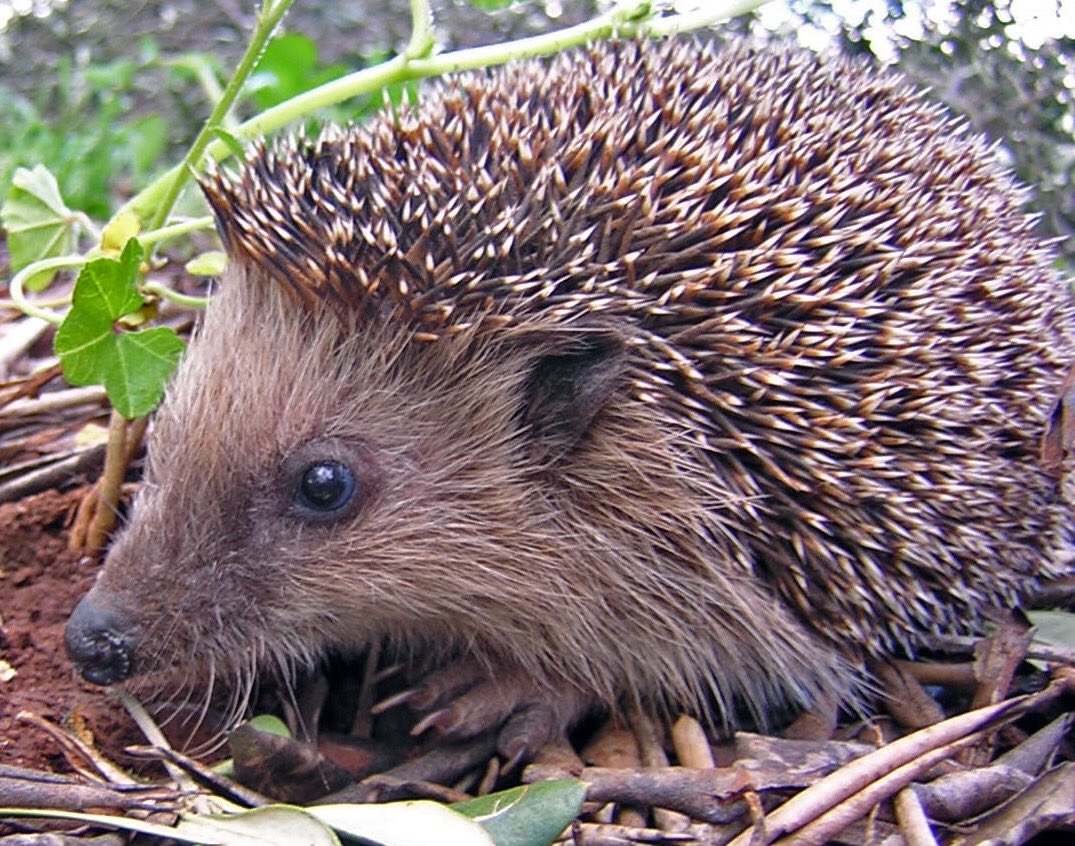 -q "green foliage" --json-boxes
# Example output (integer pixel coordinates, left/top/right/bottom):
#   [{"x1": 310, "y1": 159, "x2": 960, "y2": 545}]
[
  {"x1": 54, "y1": 239, "x2": 186, "y2": 419},
  {"x1": 1027, "y1": 609, "x2": 1075, "y2": 670},
  {"x1": 0, "y1": 46, "x2": 174, "y2": 219},
  {"x1": 466, "y1": 0, "x2": 518, "y2": 10},
  {"x1": 211, "y1": 127, "x2": 248, "y2": 162},
  {"x1": 1, "y1": 165, "x2": 82, "y2": 289},
  {"x1": 245, "y1": 713, "x2": 292, "y2": 738},
  {"x1": 186, "y1": 250, "x2": 228, "y2": 276},
  {"x1": 453, "y1": 780, "x2": 587, "y2": 846},
  {"x1": 247, "y1": 33, "x2": 351, "y2": 112},
  {"x1": 0, "y1": 779, "x2": 586, "y2": 846},
  {"x1": 244, "y1": 33, "x2": 421, "y2": 127}
]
